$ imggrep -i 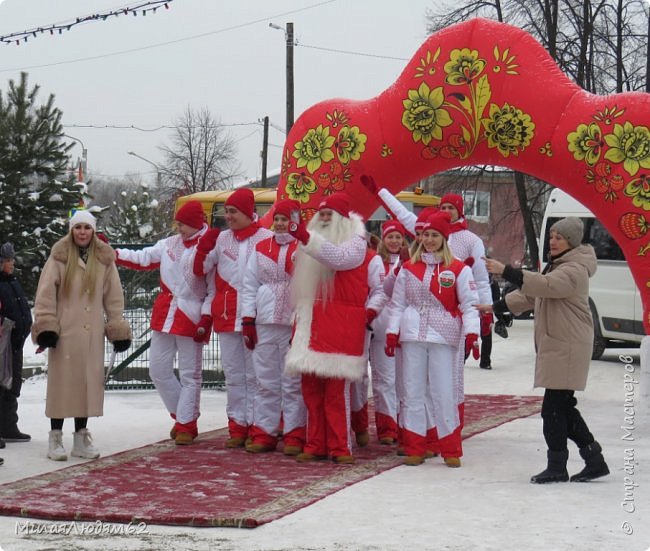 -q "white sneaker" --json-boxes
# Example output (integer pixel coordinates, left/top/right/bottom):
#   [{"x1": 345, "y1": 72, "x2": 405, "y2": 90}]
[
  {"x1": 71, "y1": 428, "x2": 100, "y2": 459},
  {"x1": 47, "y1": 430, "x2": 67, "y2": 461}
]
